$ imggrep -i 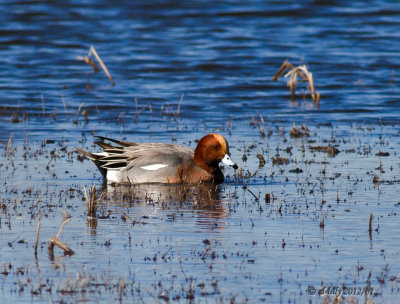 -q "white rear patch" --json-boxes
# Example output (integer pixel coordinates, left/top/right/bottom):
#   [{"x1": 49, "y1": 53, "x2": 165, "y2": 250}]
[
  {"x1": 140, "y1": 164, "x2": 168, "y2": 171},
  {"x1": 107, "y1": 170, "x2": 124, "y2": 182}
]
